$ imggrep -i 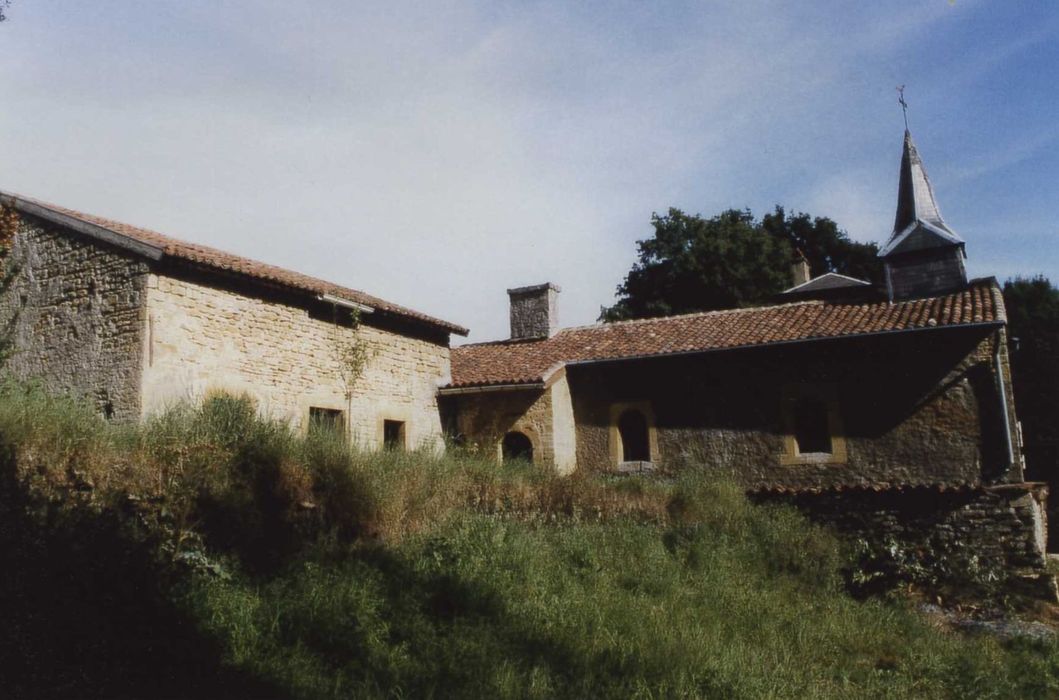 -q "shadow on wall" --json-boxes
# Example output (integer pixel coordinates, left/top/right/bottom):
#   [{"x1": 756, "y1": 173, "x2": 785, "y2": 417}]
[{"x1": 569, "y1": 328, "x2": 1005, "y2": 480}]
